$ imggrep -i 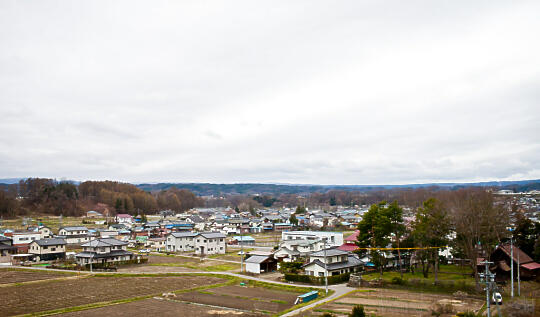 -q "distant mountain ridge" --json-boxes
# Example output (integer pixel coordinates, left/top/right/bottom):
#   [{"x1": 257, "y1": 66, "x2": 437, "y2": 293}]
[{"x1": 135, "y1": 179, "x2": 540, "y2": 196}]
